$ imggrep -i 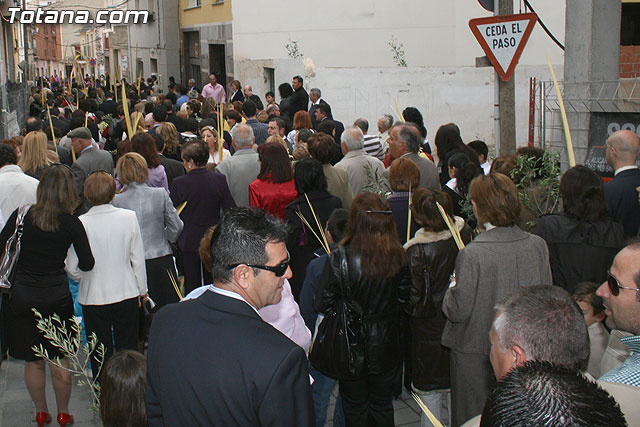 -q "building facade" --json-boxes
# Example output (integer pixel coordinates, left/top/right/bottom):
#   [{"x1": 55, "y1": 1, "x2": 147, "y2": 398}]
[{"x1": 179, "y1": 0, "x2": 233, "y2": 90}]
